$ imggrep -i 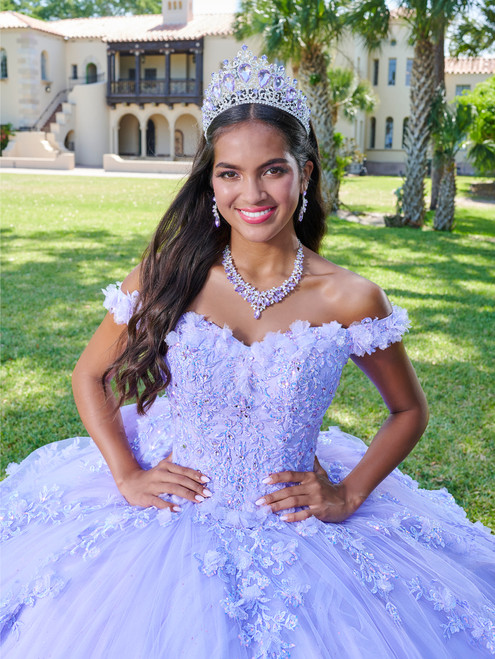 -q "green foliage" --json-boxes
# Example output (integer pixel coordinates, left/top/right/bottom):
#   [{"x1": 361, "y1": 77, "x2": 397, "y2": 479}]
[
  {"x1": 1, "y1": 173, "x2": 493, "y2": 528},
  {"x1": 327, "y1": 67, "x2": 377, "y2": 124},
  {"x1": 234, "y1": 0, "x2": 345, "y2": 65},
  {"x1": 449, "y1": 1, "x2": 495, "y2": 57},
  {"x1": 0, "y1": 0, "x2": 160, "y2": 18},
  {"x1": 0, "y1": 123, "x2": 14, "y2": 154},
  {"x1": 333, "y1": 132, "x2": 364, "y2": 182},
  {"x1": 459, "y1": 76, "x2": 495, "y2": 176},
  {"x1": 429, "y1": 88, "x2": 473, "y2": 161}
]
